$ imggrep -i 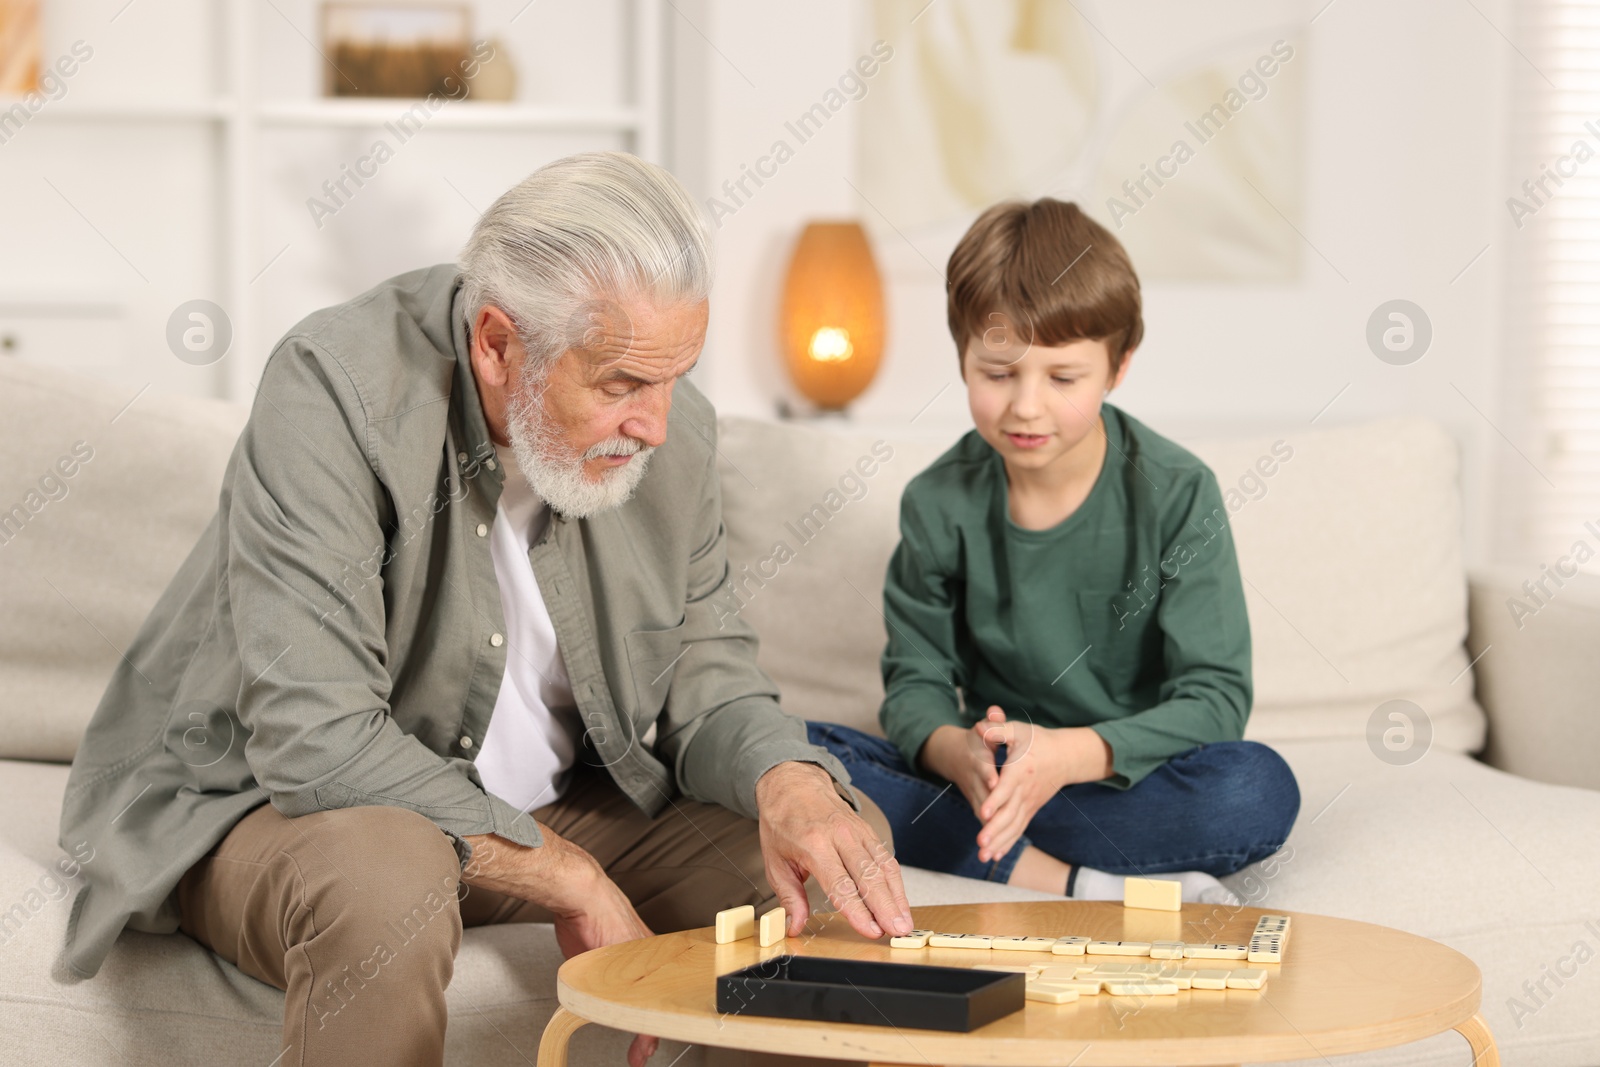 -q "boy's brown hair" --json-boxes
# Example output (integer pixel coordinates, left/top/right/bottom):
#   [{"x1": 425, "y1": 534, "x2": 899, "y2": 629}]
[{"x1": 946, "y1": 198, "x2": 1143, "y2": 375}]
